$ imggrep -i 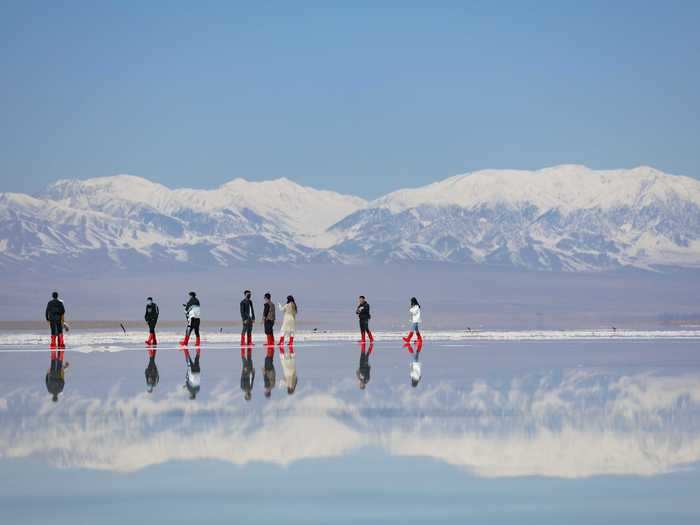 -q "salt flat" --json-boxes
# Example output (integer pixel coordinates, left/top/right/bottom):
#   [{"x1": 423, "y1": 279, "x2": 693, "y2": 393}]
[{"x1": 0, "y1": 336, "x2": 698, "y2": 523}]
